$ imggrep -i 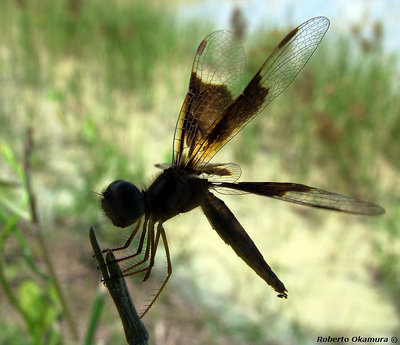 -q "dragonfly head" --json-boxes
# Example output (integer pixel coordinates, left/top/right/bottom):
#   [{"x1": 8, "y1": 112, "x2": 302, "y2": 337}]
[{"x1": 101, "y1": 180, "x2": 145, "y2": 228}]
